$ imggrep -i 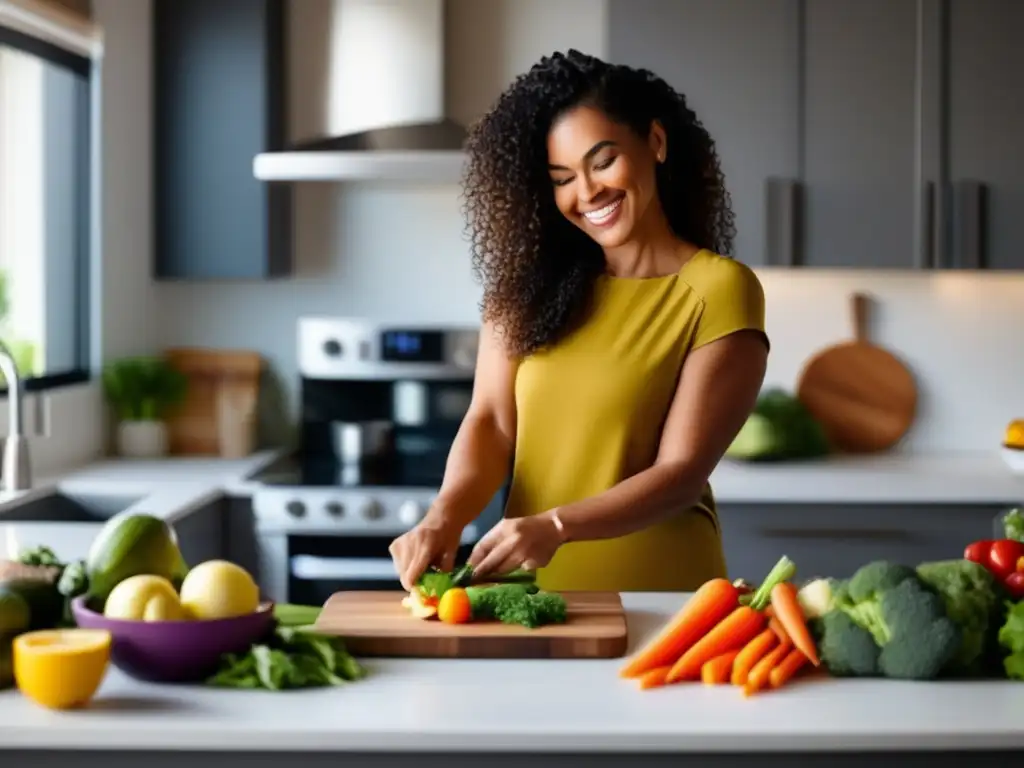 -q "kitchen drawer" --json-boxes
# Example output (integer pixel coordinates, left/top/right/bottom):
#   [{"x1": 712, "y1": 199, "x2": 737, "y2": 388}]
[{"x1": 717, "y1": 503, "x2": 1003, "y2": 582}]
